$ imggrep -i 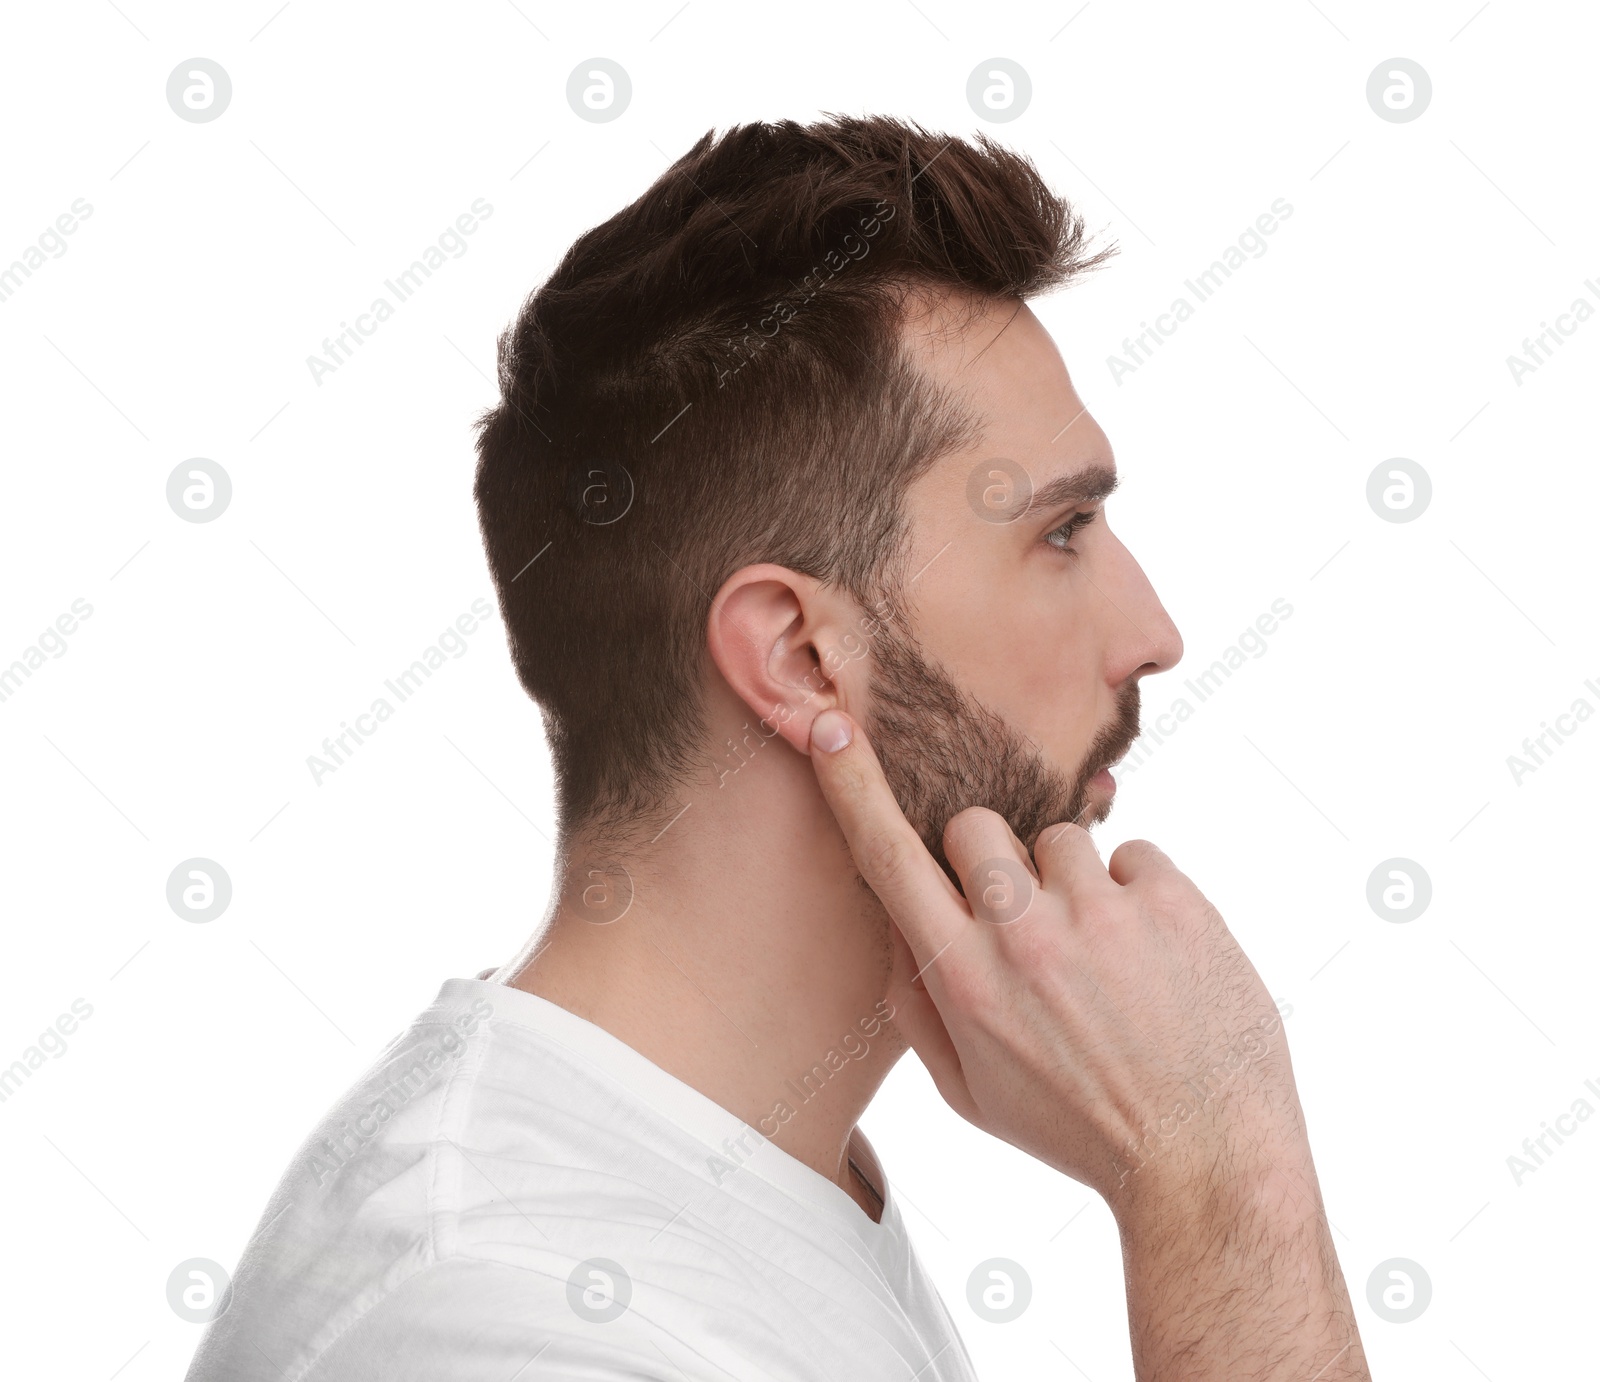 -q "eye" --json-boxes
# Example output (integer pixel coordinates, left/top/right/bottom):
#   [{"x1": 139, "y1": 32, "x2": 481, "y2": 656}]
[{"x1": 1044, "y1": 508, "x2": 1100, "y2": 554}]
